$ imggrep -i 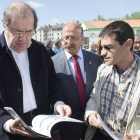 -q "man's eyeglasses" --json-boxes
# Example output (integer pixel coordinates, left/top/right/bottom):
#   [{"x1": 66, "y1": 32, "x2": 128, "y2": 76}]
[
  {"x1": 99, "y1": 43, "x2": 119, "y2": 51},
  {"x1": 6, "y1": 26, "x2": 35, "y2": 36},
  {"x1": 62, "y1": 36, "x2": 83, "y2": 42},
  {"x1": 134, "y1": 41, "x2": 140, "y2": 44}
]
